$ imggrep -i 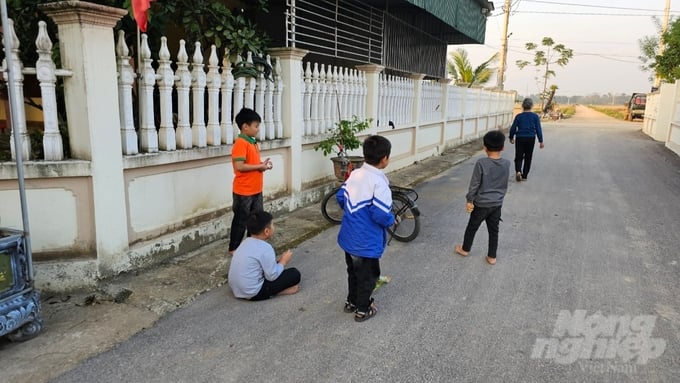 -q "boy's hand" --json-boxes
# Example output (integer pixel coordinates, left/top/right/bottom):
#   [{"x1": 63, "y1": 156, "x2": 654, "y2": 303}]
[
  {"x1": 509, "y1": 138, "x2": 514, "y2": 144},
  {"x1": 279, "y1": 249, "x2": 293, "y2": 266},
  {"x1": 465, "y1": 202, "x2": 474, "y2": 213},
  {"x1": 539, "y1": 142, "x2": 545, "y2": 149},
  {"x1": 259, "y1": 158, "x2": 272, "y2": 171}
]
